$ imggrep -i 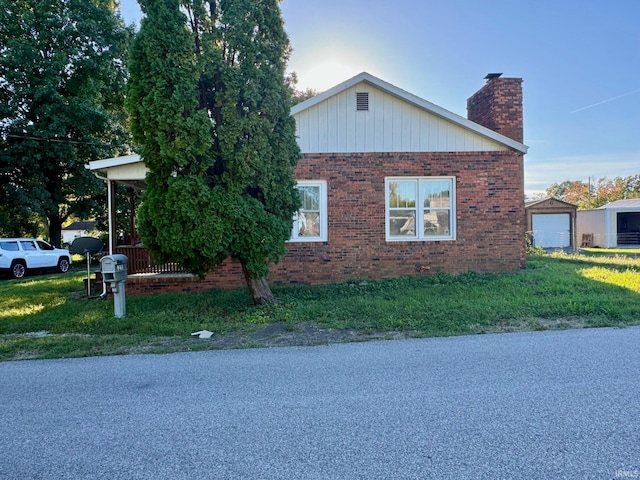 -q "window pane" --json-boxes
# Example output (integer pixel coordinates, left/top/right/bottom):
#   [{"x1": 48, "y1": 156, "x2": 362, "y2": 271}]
[
  {"x1": 298, "y1": 212, "x2": 321, "y2": 237},
  {"x1": 424, "y1": 210, "x2": 450, "y2": 236},
  {"x1": 0, "y1": 241, "x2": 19, "y2": 251},
  {"x1": 37, "y1": 240, "x2": 54, "y2": 250},
  {"x1": 292, "y1": 181, "x2": 327, "y2": 242},
  {"x1": 386, "y1": 176, "x2": 455, "y2": 241},
  {"x1": 389, "y1": 180, "x2": 416, "y2": 208},
  {"x1": 389, "y1": 210, "x2": 416, "y2": 237},
  {"x1": 422, "y1": 180, "x2": 450, "y2": 208},
  {"x1": 20, "y1": 241, "x2": 36, "y2": 251},
  {"x1": 299, "y1": 186, "x2": 320, "y2": 211}
]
